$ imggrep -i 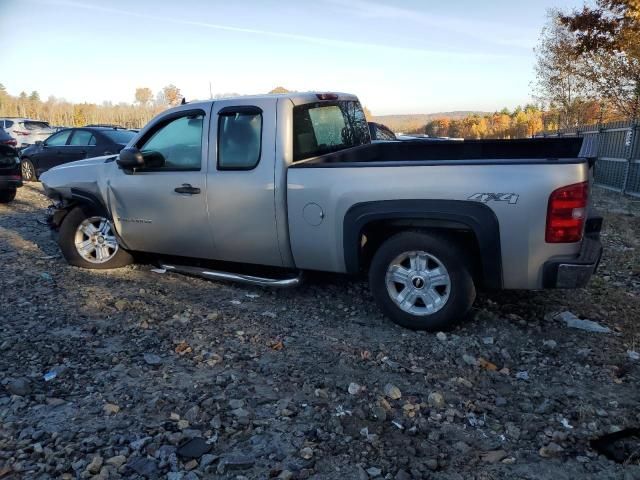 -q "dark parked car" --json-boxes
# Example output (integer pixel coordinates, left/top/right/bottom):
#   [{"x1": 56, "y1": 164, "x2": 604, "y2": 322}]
[
  {"x1": 0, "y1": 127, "x2": 18, "y2": 148},
  {"x1": 19, "y1": 127, "x2": 136, "y2": 181},
  {"x1": 368, "y1": 122, "x2": 397, "y2": 142},
  {"x1": 0, "y1": 141, "x2": 22, "y2": 203}
]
